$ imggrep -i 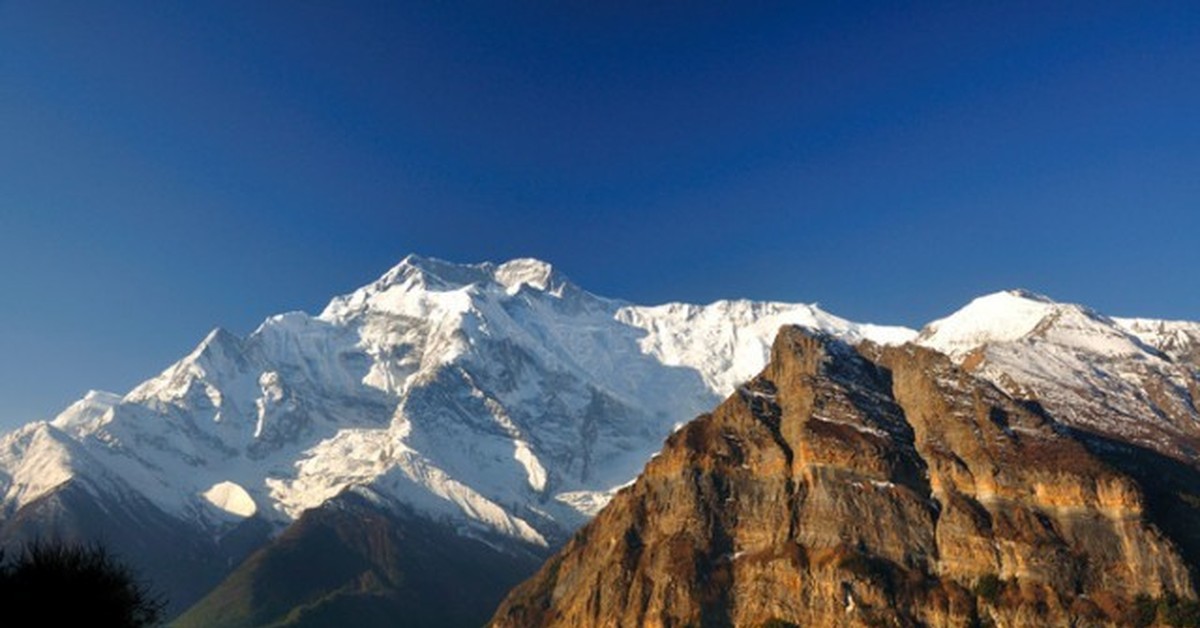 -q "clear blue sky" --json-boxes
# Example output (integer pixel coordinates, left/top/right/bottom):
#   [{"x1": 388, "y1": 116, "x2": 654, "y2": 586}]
[{"x1": 1, "y1": 2, "x2": 1197, "y2": 428}]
